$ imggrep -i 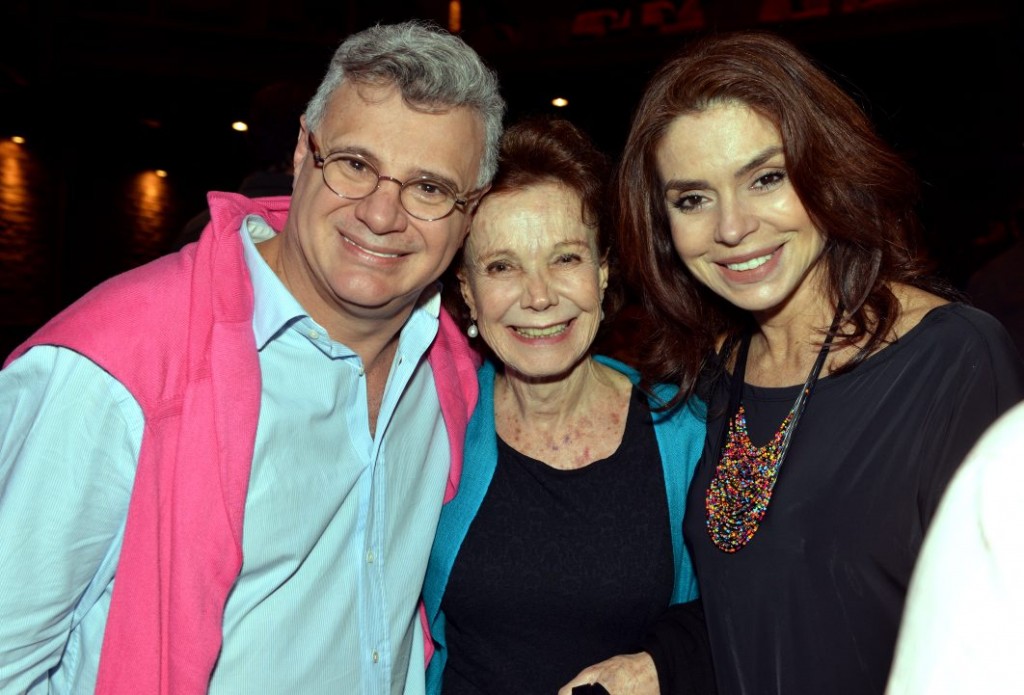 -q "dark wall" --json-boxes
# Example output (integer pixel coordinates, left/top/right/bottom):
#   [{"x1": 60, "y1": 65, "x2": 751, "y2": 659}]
[{"x1": 0, "y1": 0, "x2": 1021, "y2": 356}]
